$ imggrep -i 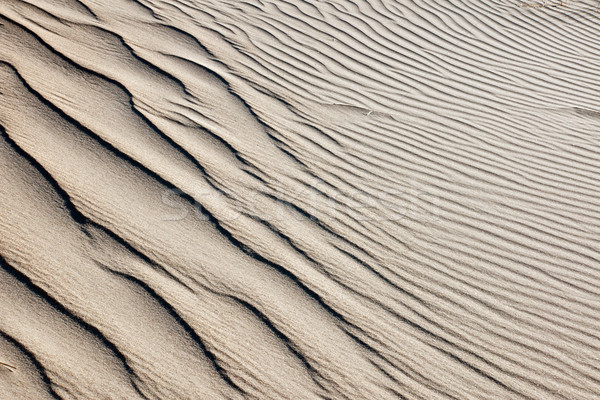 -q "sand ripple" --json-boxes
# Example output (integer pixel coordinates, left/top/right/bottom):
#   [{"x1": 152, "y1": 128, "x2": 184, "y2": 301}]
[{"x1": 1, "y1": 1, "x2": 599, "y2": 399}]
